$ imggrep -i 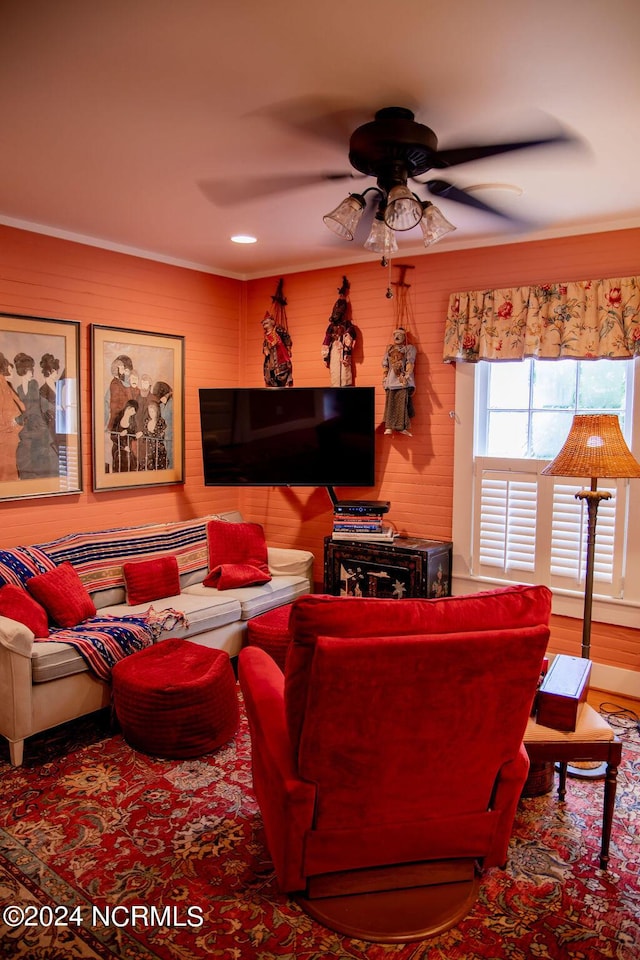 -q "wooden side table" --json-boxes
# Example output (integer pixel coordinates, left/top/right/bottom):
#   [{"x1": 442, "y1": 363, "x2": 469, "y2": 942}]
[{"x1": 522, "y1": 702, "x2": 622, "y2": 870}]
